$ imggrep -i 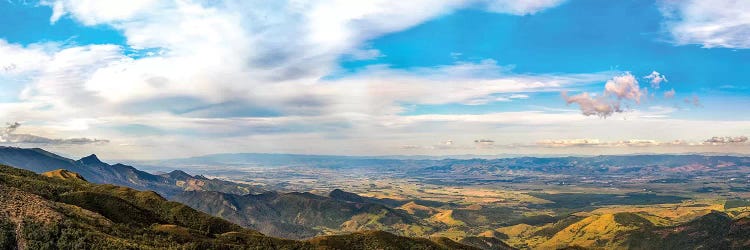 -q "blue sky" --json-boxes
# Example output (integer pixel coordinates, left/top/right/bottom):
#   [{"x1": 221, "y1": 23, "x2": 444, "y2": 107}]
[
  {"x1": 0, "y1": 0, "x2": 749, "y2": 159},
  {"x1": 0, "y1": 1, "x2": 123, "y2": 45}
]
